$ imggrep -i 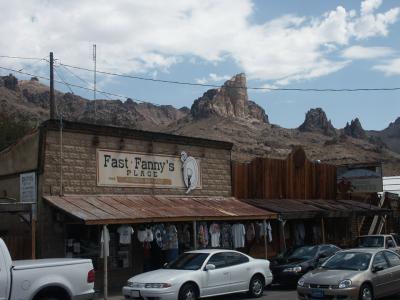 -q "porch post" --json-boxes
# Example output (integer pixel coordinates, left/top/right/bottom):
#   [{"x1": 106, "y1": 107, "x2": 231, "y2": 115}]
[
  {"x1": 263, "y1": 220, "x2": 268, "y2": 259},
  {"x1": 321, "y1": 217, "x2": 326, "y2": 244},
  {"x1": 103, "y1": 224, "x2": 108, "y2": 300},
  {"x1": 193, "y1": 220, "x2": 197, "y2": 250}
]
